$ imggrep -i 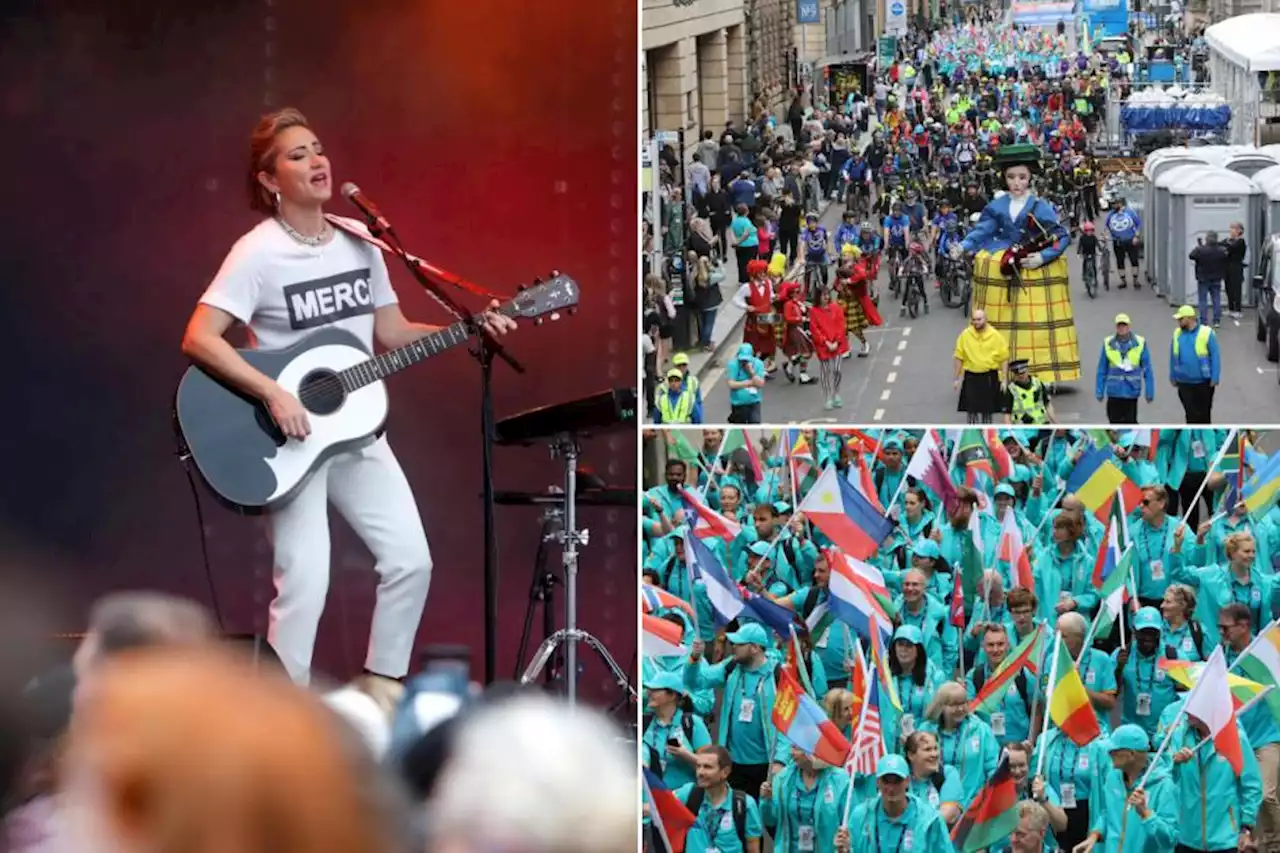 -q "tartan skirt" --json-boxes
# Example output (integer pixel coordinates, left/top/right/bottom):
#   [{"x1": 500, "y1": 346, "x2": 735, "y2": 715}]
[
  {"x1": 970, "y1": 250, "x2": 1081, "y2": 383},
  {"x1": 839, "y1": 292, "x2": 869, "y2": 334}
]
